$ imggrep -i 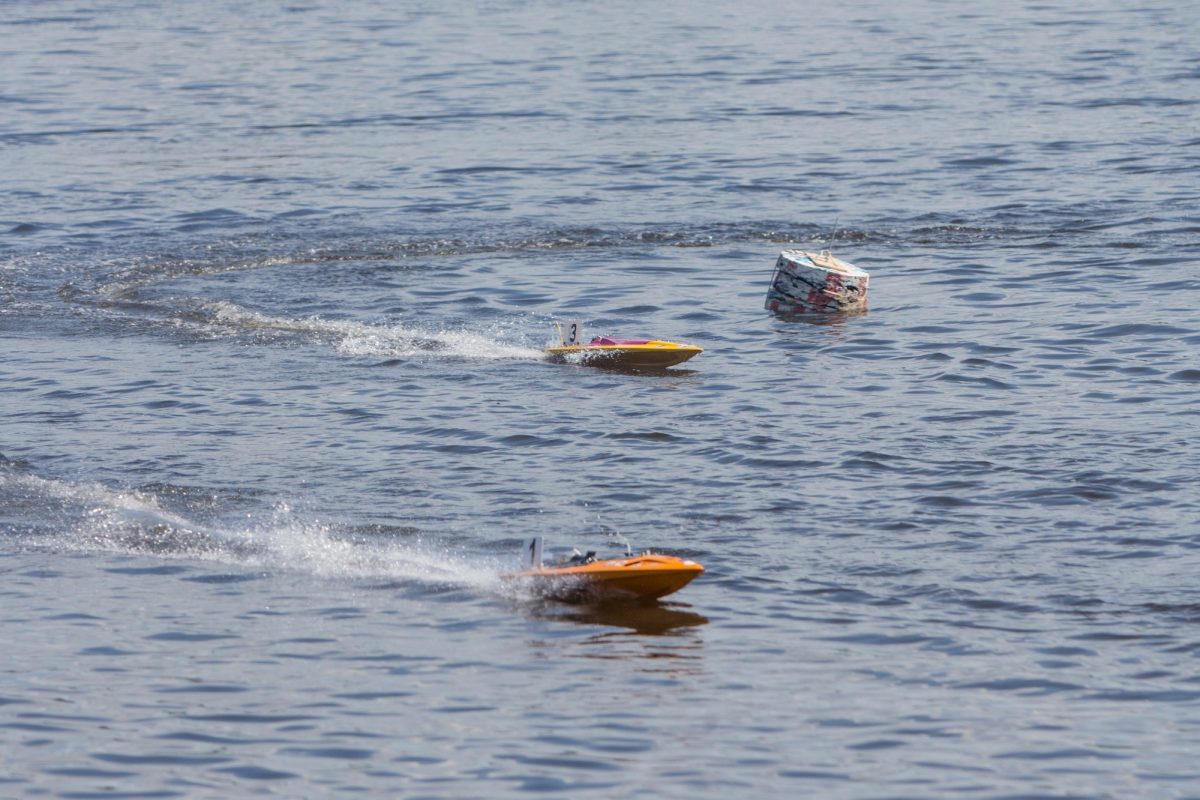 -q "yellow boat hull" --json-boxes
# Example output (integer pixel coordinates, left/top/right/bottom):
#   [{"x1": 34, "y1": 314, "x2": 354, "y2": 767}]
[
  {"x1": 518, "y1": 554, "x2": 704, "y2": 601},
  {"x1": 544, "y1": 340, "x2": 702, "y2": 369}
]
